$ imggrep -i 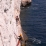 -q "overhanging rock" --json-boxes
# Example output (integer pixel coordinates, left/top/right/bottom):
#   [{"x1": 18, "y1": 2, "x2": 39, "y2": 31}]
[{"x1": 21, "y1": 0, "x2": 32, "y2": 7}]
